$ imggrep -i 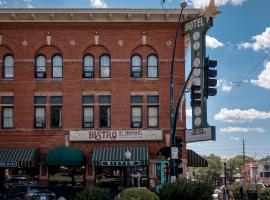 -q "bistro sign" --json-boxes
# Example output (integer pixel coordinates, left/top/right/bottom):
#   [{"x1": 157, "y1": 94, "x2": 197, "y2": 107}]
[
  {"x1": 0, "y1": 161, "x2": 17, "y2": 168},
  {"x1": 101, "y1": 160, "x2": 140, "y2": 166},
  {"x1": 69, "y1": 129, "x2": 163, "y2": 141}
]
